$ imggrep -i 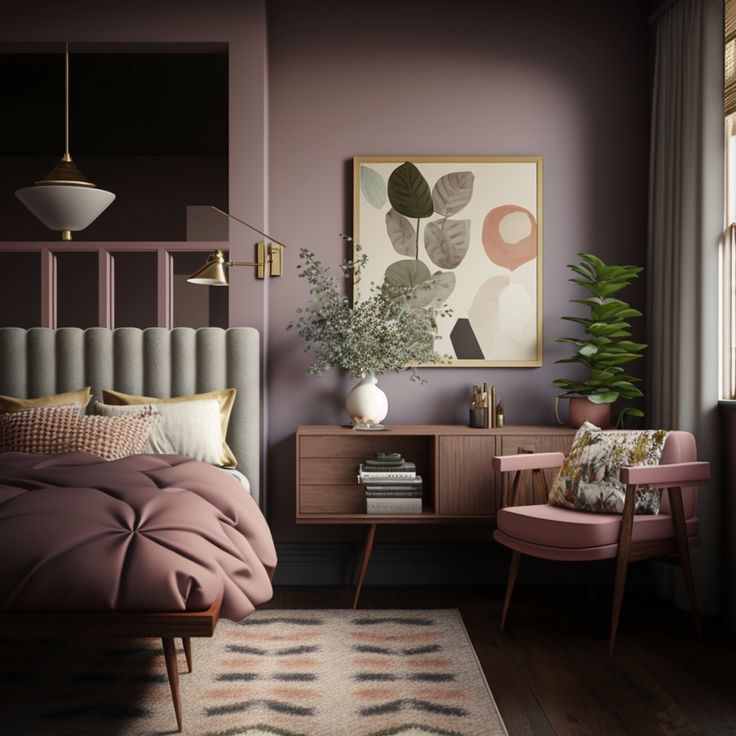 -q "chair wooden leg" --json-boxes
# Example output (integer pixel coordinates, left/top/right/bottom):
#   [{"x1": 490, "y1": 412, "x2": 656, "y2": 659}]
[
  {"x1": 182, "y1": 637, "x2": 193, "y2": 673},
  {"x1": 162, "y1": 637, "x2": 183, "y2": 733},
  {"x1": 668, "y1": 486, "x2": 702, "y2": 637},
  {"x1": 610, "y1": 485, "x2": 637, "y2": 655},
  {"x1": 353, "y1": 523, "x2": 377, "y2": 609},
  {"x1": 500, "y1": 551, "x2": 521, "y2": 630},
  {"x1": 506, "y1": 470, "x2": 521, "y2": 507}
]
